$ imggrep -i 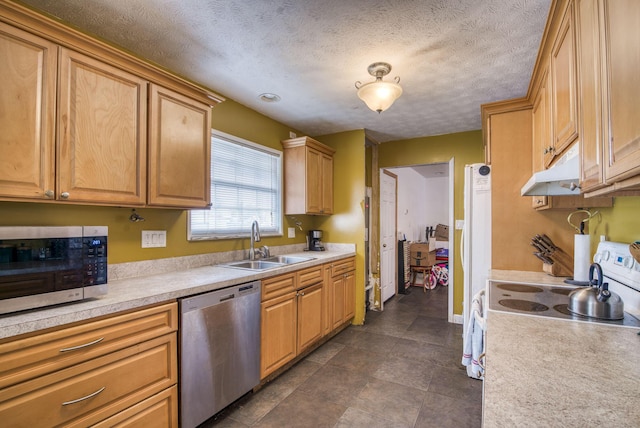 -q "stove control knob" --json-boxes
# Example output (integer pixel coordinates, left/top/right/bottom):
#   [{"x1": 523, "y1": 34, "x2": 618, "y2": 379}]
[
  {"x1": 623, "y1": 256, "x2": 634, "y2": 269},
  {"x1": 595, "y1": 250, "x2": 610, "y2": 263}
]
